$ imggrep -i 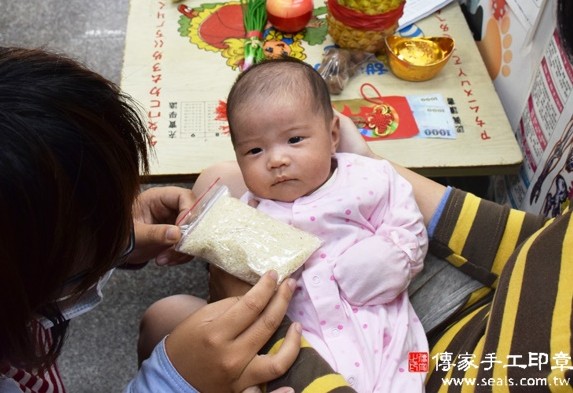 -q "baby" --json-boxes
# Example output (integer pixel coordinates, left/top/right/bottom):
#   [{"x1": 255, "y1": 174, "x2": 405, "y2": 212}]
[{"x1": 226, "y1": 57, "x2": 429, "y2": 392}]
